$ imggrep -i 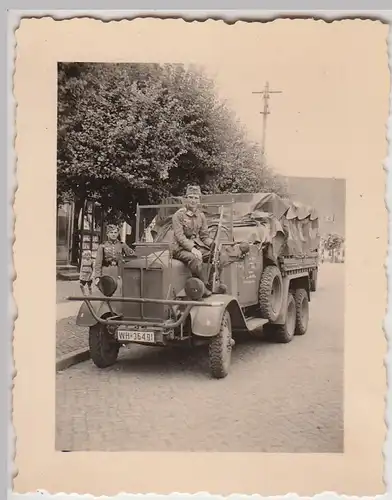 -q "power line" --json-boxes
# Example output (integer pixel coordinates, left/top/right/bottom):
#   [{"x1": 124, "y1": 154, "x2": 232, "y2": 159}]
[{"x1": 252, "y1": 81, "x2": 283, "y2": 156}]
